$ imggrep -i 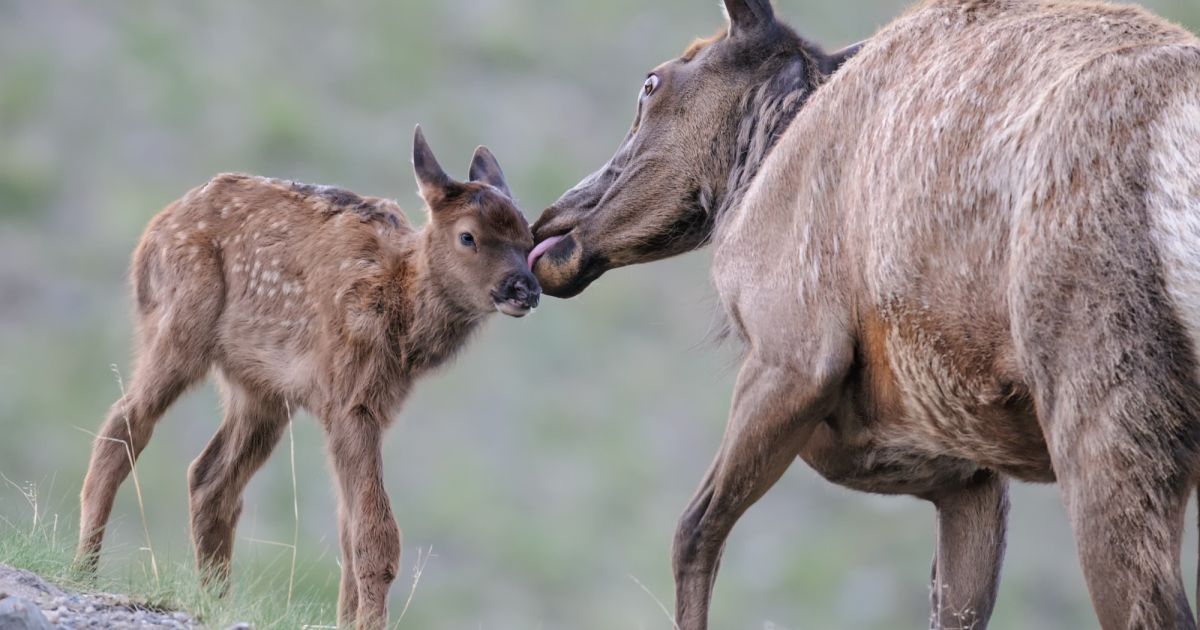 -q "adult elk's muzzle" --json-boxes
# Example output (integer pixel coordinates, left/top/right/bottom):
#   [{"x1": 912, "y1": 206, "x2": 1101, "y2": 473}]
[{"x1": 529, "y1": 164, "x2": 620, "y2": 298}]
